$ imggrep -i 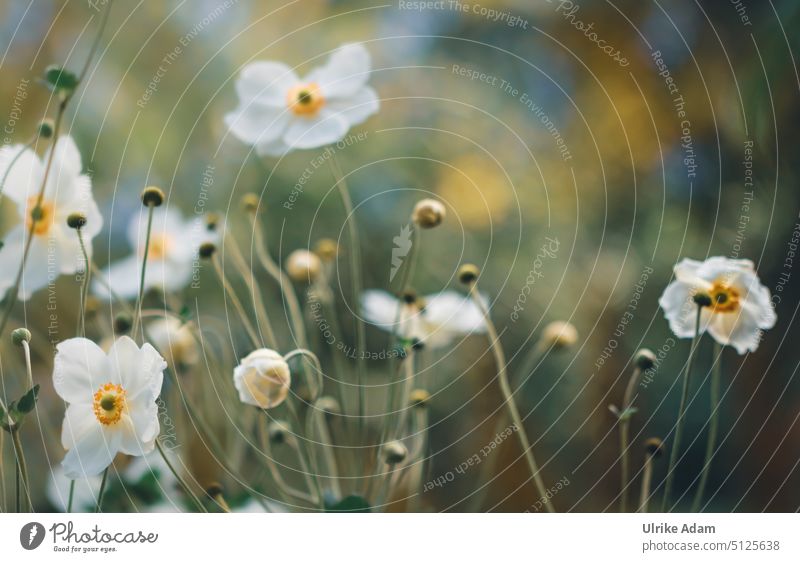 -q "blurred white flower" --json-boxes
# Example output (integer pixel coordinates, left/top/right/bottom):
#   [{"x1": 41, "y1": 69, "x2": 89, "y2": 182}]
[
  {"x1": 658, "y1": 257, "x2": 776, "y2": 354},
  {"x1": 46, "y1": 464, "x2": 100, "y2": 512},
  {"x1": 225, "y1": 43, "x2": 379, "y2": 156},
  {"x1": 53, "y1": 336, "x2": 167, "y2": 478},
  {"x1": 147, "y1": 315, "x2": 199, "y2": 369},
  {"x1": 233, "y1": 348, "x2": 291, "y2": 409},
  {"x1": 0, "y1": 136, "x2": 102, "y2": 300},
  {"x1": 94, "y1": 208, "x2": 217, "y2": 299},
  {"x1": 361, "y1": 290, "x2": 487, "y2": 349}
]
